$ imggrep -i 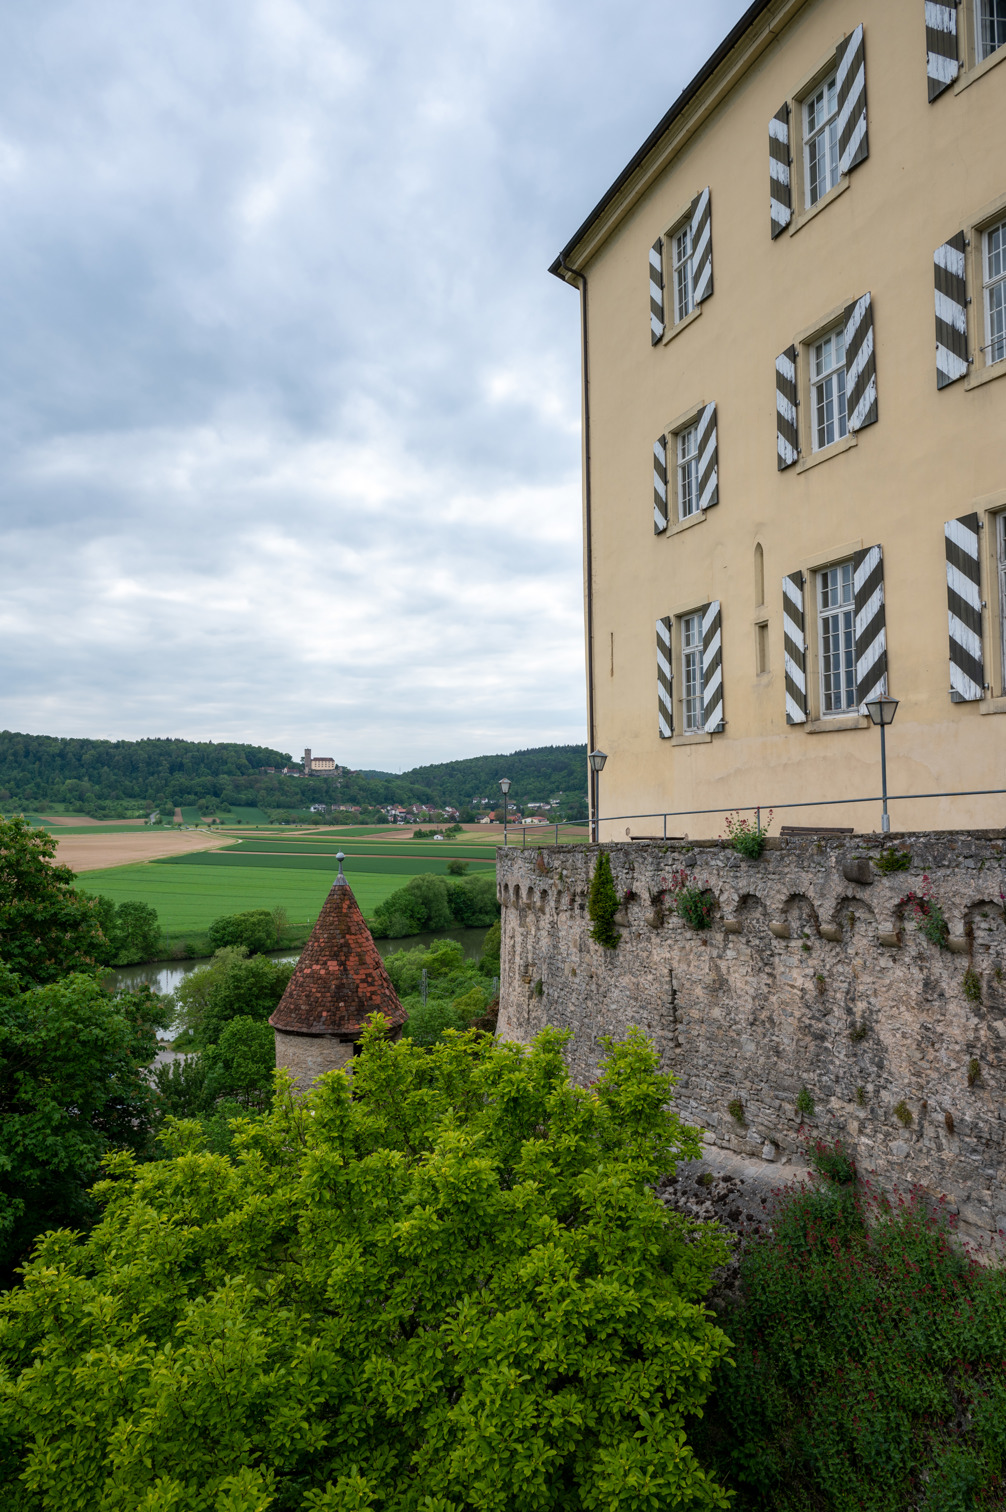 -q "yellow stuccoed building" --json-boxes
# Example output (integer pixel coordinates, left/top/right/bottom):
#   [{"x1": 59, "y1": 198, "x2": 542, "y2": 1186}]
[{"x1": 552, "y1": 0, "x2": 1006, "y2": 837}]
